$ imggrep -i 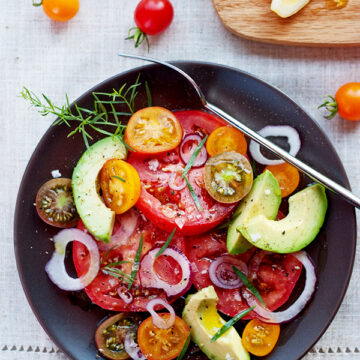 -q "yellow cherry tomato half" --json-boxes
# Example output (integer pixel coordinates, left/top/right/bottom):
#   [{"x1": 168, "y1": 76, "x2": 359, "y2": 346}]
[
  {"x1": 242, "y1": 319, "x2": 280, "y2": 357},
  {"x1": 137, "y1": 314, "x2": 190, "y2": 360},
  {"x1": 100, "y1": 159, "x2": 141, "y2": 214},
  {"x1": 264, "y1": 162, "x2": 300, "y2": 198},
  {"x1": 42, "y1": 0, "x2": 79, "y2": 22},
  {"x1": 125, "y1": 107, "x2": 183, "y2": 155},
  {"x1": 206, "y1": 126, "x2": 247, "y2": 156}
]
